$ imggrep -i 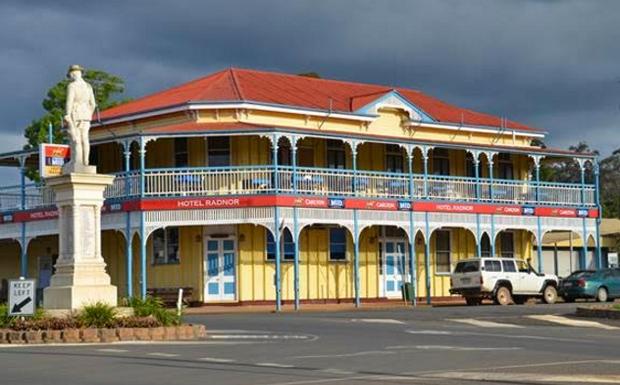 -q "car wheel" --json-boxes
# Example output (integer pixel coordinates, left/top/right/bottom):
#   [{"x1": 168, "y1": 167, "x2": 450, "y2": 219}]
[
  {"x1": 494, "y1": 286, "x2": 512, "y2": 306},
  {"x1": 563, "y1": 296, "x2": 575, "y2": 303},
  {"x1": 596, "y1": 287, "x2": 608, "y2": 303},
  {"x1": 542, "y1": 285, "x2": 557, "y2": 304}
]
